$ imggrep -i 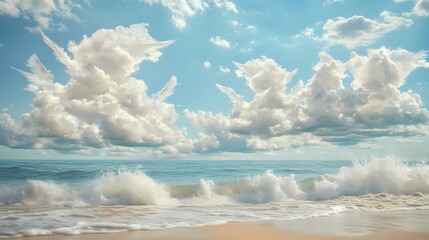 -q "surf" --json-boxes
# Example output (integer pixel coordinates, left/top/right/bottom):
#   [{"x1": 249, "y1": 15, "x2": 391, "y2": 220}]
[{"x1": 1, "y1": 157, "x2": 428, "y2": 206}]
